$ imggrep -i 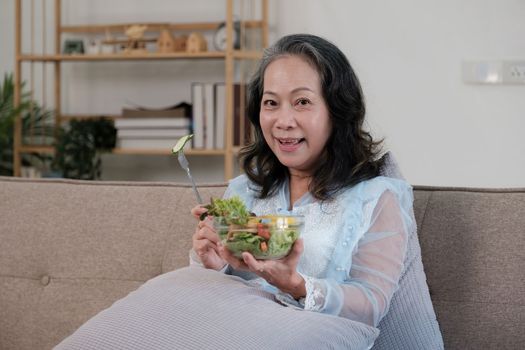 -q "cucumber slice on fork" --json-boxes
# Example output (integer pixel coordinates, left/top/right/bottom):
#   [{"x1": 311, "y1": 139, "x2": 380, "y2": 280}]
[{"x1": 172, "y1": 134, "x2": 194, "y2": 154}]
